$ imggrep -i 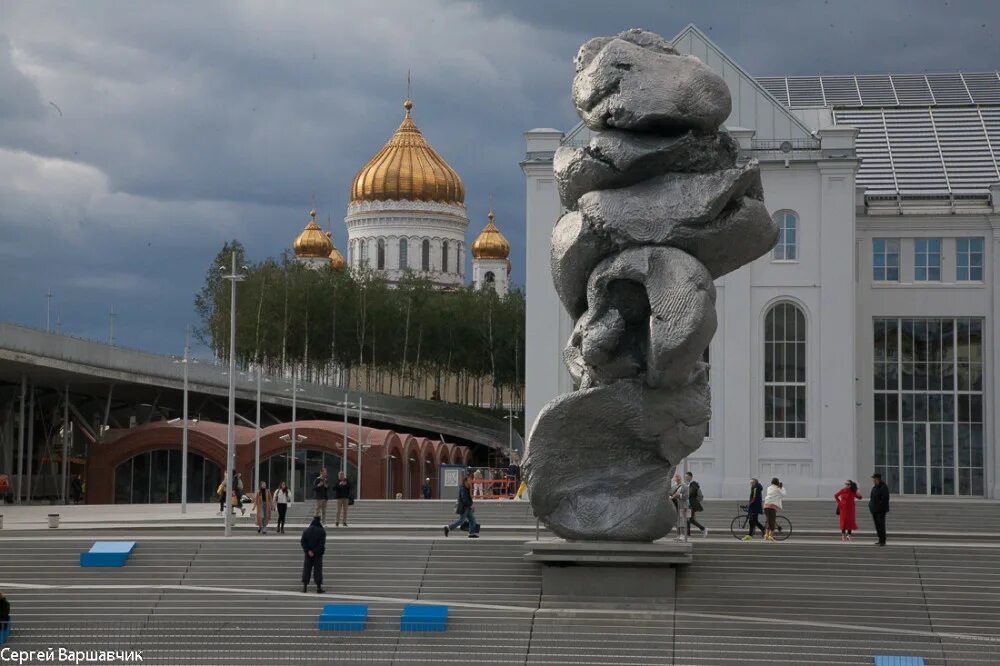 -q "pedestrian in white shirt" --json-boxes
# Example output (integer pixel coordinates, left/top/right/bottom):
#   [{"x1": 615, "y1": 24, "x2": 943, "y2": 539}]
[
  {"x1": 763, "y1": 478, "x2": 786, "y2": 542},
  {"x1": 273, "y1": 481, "x2": 292, "y2": 534}
]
